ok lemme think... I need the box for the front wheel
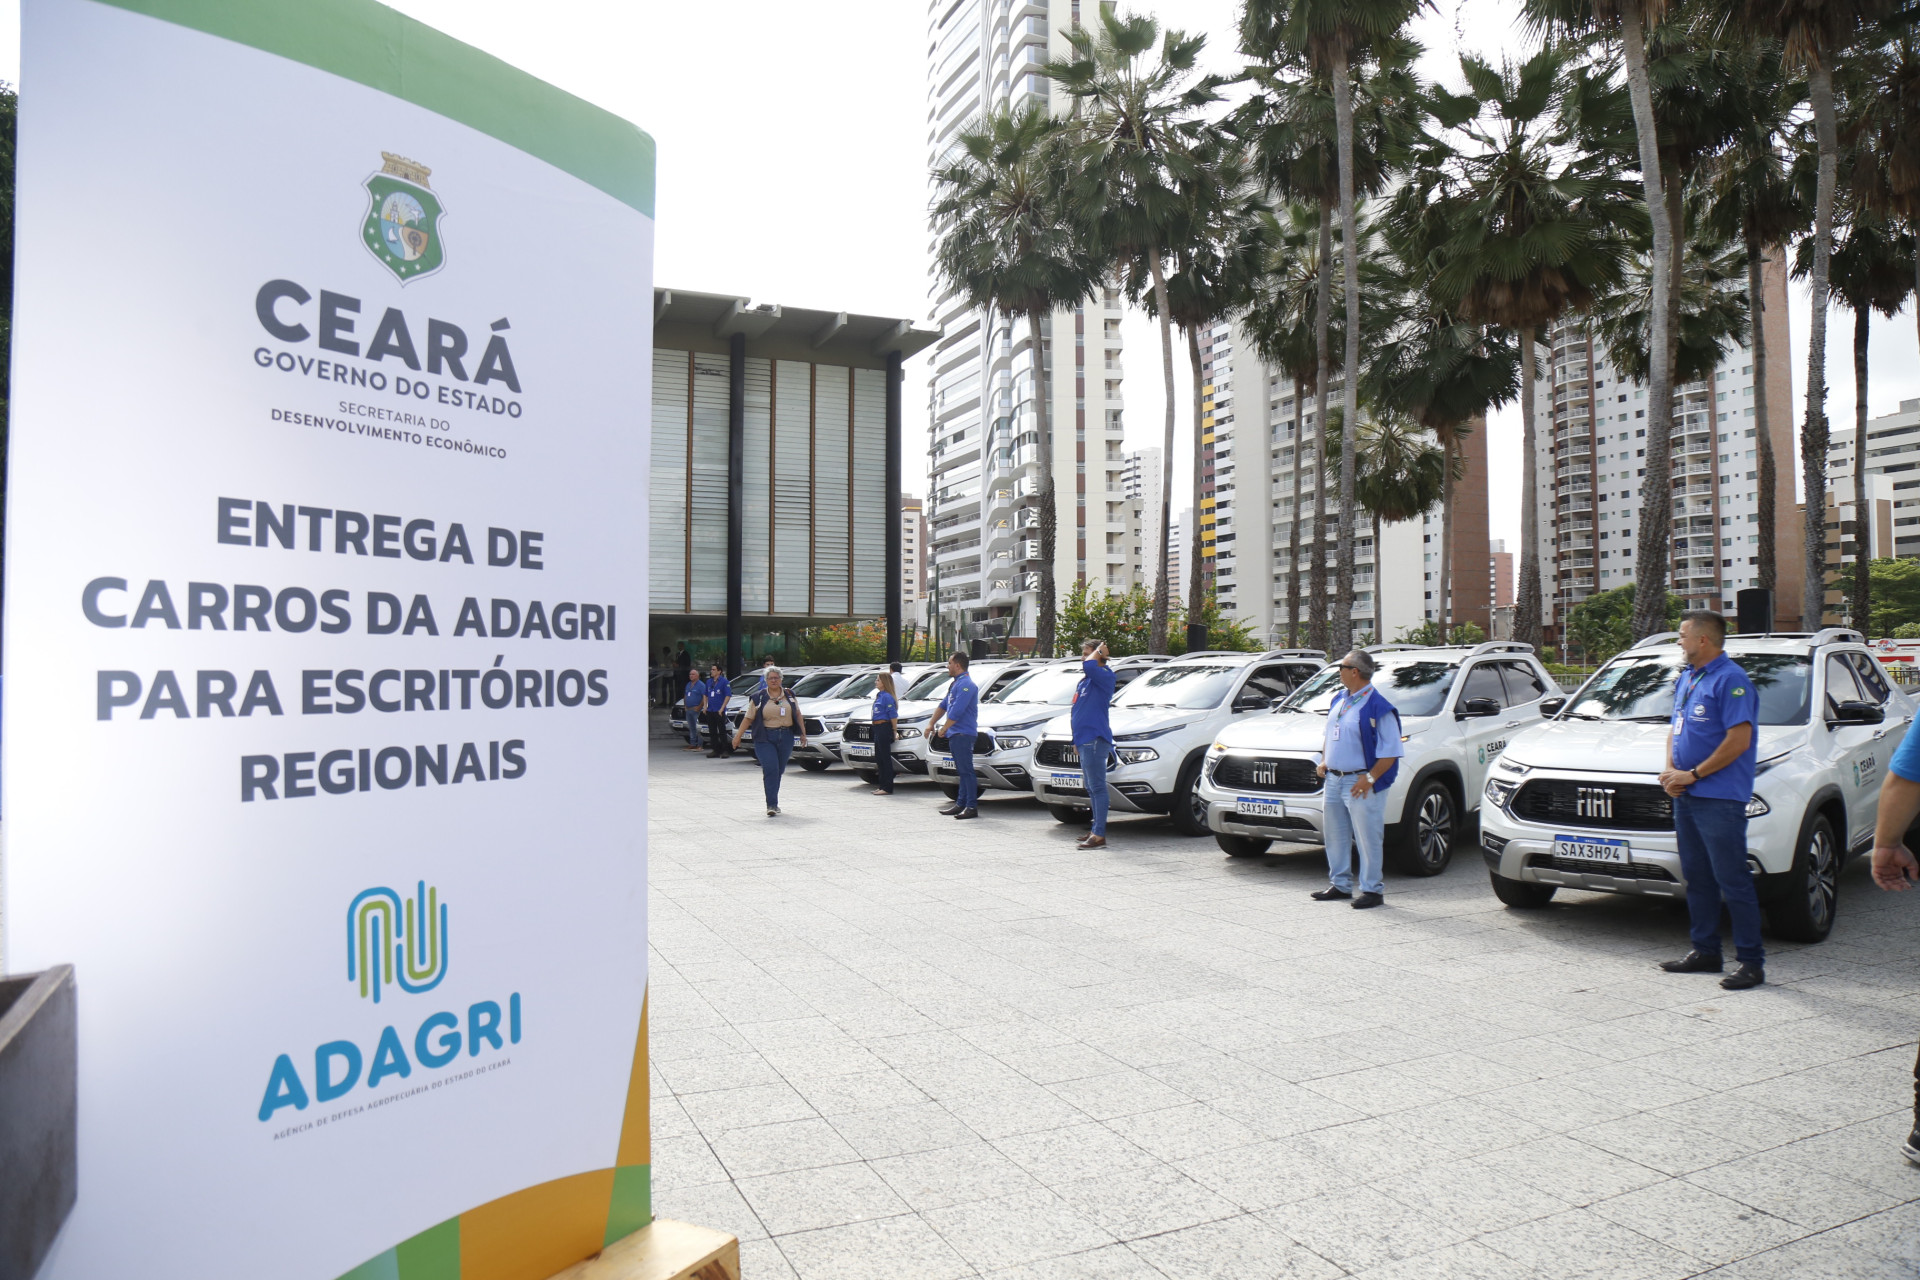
[855,771,878,786]
[939,784,961,801]
[1766,811,1839,943]
[1171,758,1211,837]
[798,759,830,773]
[1389,778,1457,876]
[1489,872,1556,908]
[1217,834,1272,857]
[1049,805,1089,825]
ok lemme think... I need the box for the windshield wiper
[1560,711,1606,721]
[1619,714,1673,722]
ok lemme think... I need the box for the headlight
[1745,795,1770,818]
[1495,758,1532,775]
[1115,747,1160,764]
[824,717,848,731]
[1754,752,1792,777]
[995,735,1032,749]
[1485,777,1518,808]
[897,726,923,739]
[1116,724,1187,742]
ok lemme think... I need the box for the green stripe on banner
[336,1251,400,1280]
[603,1165,652,1247]
[93,0,655,217]
[394,1217,460,1280]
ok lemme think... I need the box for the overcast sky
[5,0,1916,552]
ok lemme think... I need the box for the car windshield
[1113,664,1240,710]
[1564,651,1811,725]
[836,673,880,699]
[1282,657,1461,718]
[989,665,1087,705]
[905,670,953,700]
[791,671,850,697]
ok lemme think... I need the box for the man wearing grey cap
[1313,649,1404,909]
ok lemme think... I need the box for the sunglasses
[1338,663,1361,671]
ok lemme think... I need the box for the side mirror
[1831,700,1885,725]
[1233,693,1272,712]
[1540,697,1567,717]
[1455,696,1501,720]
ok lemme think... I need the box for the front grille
[1035,741,1080,768]
[1211,755,1322,794]
[803,717,825,736]
[931,730,993,754]
[1512,779,1674,832]
[843,722,872,743]
[1525,853,1678,882]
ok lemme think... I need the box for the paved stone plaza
[646,724,1920,1278]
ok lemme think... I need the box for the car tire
[939,784,961,801]
[1217,834,1272,857]
[1389,777,1457,876]
[1171,758,1211,837]
[1049,805,1089,824]
[798,759,830,773]
[1489,872,1556,908]
[855,771,878,786]
[1766,810,1840,943]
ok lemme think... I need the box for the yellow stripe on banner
[615,992,650,1168]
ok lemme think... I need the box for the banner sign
[4,3,654,1277]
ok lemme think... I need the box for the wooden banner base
[545,1219,740,1280]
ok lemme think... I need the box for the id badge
[1331,725,1342,741]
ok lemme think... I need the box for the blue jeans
[754,726,795,808]
[951,733,978,809]
[1674,793,1764,965]
[684,710,702,747]
[1322,775,1388,894]
[1078,737,1112,835]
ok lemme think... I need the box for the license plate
[1236,797,1285,818]
[845,746,873,759]
[935,754,952,764]
[1553,834,1630,865]
[1050,771,1087,793]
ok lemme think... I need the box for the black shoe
[1902,1125,1920,1166]
[1310,887,1352,901]
[939,803,962,816]
[1719,963,1765,990]
[1351,891,1384,909]
[1659,950,1725,974]
[954,808,978,820]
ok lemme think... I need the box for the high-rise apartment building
[1822,396,1919,624]
[901,494,928,609]
[925,0,1130,644]
[1122,447,1164,591]
[1490,538,1514,610]
[1530,255,1799,634]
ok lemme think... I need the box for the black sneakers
[1720,963,1765,991]
[1310,887,1352,901]
[1659,950,1725,974]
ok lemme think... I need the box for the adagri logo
[259,882,519,1126]
[349,881,449,1002]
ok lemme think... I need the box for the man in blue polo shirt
[1658,610,1764,990]
[925,651,981,820]
[1314,649,1404,909]
[681,669,707,751]
[703,663,734,758]
[1072,639,1117,849]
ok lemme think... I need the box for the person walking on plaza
[681,668,707,751]
[1867,703,1920,1163]
[1314,650,1403,909]
[870,670,899,795]
[1072,639,1117,849]
[732,666,807,816]
[925,652,980,819]
[703,662,734,759]
[673,645,693,706]
[1657,611,1765,990]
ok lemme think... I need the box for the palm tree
[1048,10,1224,654]
[1848,31,1920,365]
[1369,197,1521,641]
[931,104,1099,658]
[1594,205,1752,388]
[1244,0,1429,656]
[1703,36,1804,599]
[1526,0,1681,639]
[1730,0,1895,629]
[1797,206,1915,624]
[1417,46,1627,651]
[1343,414,1449,614]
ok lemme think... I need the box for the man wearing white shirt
[1313,649,1405,909]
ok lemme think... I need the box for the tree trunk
[1621,5,1676,641]
[1516,324,1543,653]
[1330,44,1360,658]
[1803,61,1838,631]
[1288,377,1304,646]
[1310,203,1333,652]
[1187,325,1209,640]
[1028,310,1058,658]
[1853,303,1871,629]
[1749,231,1777,595]
[1372,508,1383,641]
[1440,428,1456,642]
[1147,251,1178,654]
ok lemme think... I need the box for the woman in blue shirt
[870,671,899,794]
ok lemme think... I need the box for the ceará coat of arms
[361,152,445,283]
